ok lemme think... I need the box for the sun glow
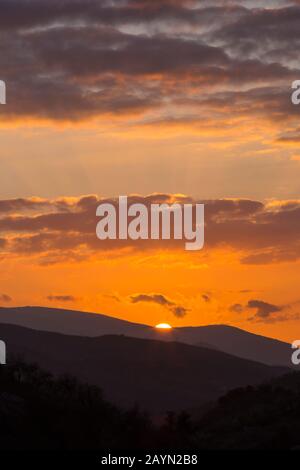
[155,323,172,330]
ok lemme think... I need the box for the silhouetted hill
[1,359,299,450]
[0,323,287,412]
[0,360,152,450]
[0,306,151,337]
[0,306,292,366]
[172,325,292,367]
[192,372,300,450]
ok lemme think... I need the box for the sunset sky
[0,0,300,342]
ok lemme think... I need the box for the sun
[155,323,172,330]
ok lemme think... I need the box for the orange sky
[0,0,300,342]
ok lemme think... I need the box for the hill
[192,371,300,449]
[0,306,292,366]
[0,322,287,412]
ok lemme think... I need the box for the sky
[0,0,300,341]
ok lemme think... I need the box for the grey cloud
[247,299,283,319]
[0,1,299,122]
[131,293,174,307]
[130,293,189,317]
[230,298,292,323]
[0,194,300,265]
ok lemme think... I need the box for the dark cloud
[47,295,78,302]
[0,0,299,123]
[131,293,174,307]
[213,5,300,55]
[0,294,12,303]
[130,293,189,317]
[0,194,299,265]
[230,298,295,323]
[247,299,283,320]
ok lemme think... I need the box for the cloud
[0,294,12,303]
[202,293,211,303]
[247,299,283,320]
[47,295,78,302]
[130,293,189,317]
[230,297,296,323]
[230,303,244,313]
[0,0,299,127]
[0,198,53,214]
[131,293,173,307]
[102,293,121,303]
[0,194,299,266]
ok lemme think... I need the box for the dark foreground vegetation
[0,360,300,450]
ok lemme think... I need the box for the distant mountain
[0,306,292,367]
[0,306,152,337]
[170,325,292,367]
[0,323,287,412]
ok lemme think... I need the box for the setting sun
[155,323,172,330]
